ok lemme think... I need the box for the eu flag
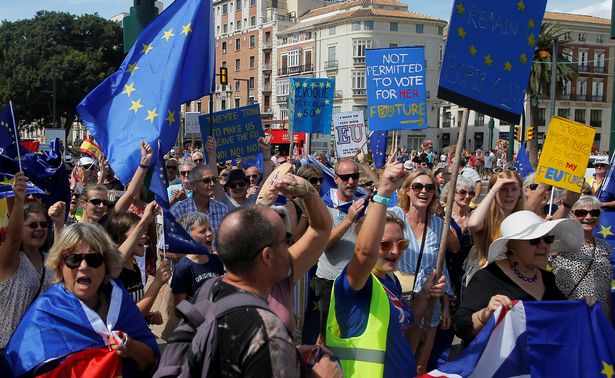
[514,143,534,179]
[369,130,388,169]
[149,145,171,209]
[77,0,215,184]
[160,210,210,255]
[0,104,17,150]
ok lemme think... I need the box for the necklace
[509,259,538,283]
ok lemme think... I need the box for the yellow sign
[536,116,595,192]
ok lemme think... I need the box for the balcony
[590,120,602,127]
[277,95,288,103]
[352,88,366,97]
[578,64,589,72]
[592,95,604,102]
[263,41,272,50]
[334,90,343,99]
[277,64,314,76]
[594,65,606,74]
[560,94,571,100]
[262,83,272,92]
[262,63,271,71]
[353,56,366,65]
[325,60,338,70]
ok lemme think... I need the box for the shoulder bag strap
[28,251,46,308]
[564,243,596,300]
[411,213,430,293]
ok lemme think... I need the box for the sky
[0,0,612,23]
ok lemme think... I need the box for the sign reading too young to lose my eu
[536,116,595,192]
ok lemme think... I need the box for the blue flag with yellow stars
[369,130,388,169]
[0,104,18,150]
[77,0,215,185]
[160,209,210,255]
[514,143,534,179]
[289,78,335,134]
[149,144,171,209]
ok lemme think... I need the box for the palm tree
[527,22,578,166]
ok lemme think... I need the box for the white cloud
[570,0,611,16]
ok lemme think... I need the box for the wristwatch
[371,193,391,206]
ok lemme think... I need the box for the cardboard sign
[535,116,595,192]
[333,111,367,158]
[288,78,335,134]
[198,104,264,161]
[184,112,200,134]
[366,47,427,131]
[438,0,548,124]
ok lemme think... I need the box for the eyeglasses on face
[180,170,192,177]
[573,209,601,218]
[595,164,607,168]
[493,166,517,173]
[166,165,178,170]
[193,159,203,164]
[63,253,105,269]
[81,164,96,171]
[308,177,323,185]
[529,235,555,246]
[226,181,247,189]
[247,174,259,180]
[87,199,110,207]
[456,189,476,197]
[195,176,219,185]
[410,182,436,193]
[25,221,48,229]
[380,239,410,253]
[360,181,374,187]
[336,173,360,182]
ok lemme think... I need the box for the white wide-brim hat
[487,210,583,263]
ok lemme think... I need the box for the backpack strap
[176,276,222,328]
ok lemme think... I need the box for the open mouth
[76,276,92,286]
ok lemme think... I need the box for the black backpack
[153,277,272,378]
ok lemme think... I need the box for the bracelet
[476,309,488,325]
[139,163,150,169]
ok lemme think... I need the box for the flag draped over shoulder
[3,279,159,377]
[160,209,210,255]
[77,0,215,184]
[423,301,615,378]
[513,143,534,179]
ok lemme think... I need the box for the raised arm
[118,201,158,265]
[0,173,26,275]
[259,136,273,181]
[48,201,67,243]
[468,177,517,232]
[345,163,407,291]
[112,141,153,216]
[205,136,227,202]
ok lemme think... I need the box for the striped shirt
[170,197,228,235]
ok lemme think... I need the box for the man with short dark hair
[167,161,194,207]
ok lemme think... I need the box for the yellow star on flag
[469,45,477,56]
[297,112,303,118]
[295,82,300,88]
[141,43,153,54]
[315,108,321,114]
[457,27,467,39]
[326,82,331,88]
[504,61,512,71]
[456,3,465,15]
[181,23,192,36]
[319,82,324,88]
[484,54,493,67]
[127,63,139,74]
[128,98,144,113]
[122,82,136,97]
[519,53,528,64]
[145,107,159,123]
[161,28,175,41]
[324,99,330,105]
[310,82,317,88]
[165,110,176,125]
[598,225,614,239]
[528,18,535,28]
[528,33,536,46]
[517,0,525,11]
[602,361,614,378]
[302,82,308,88]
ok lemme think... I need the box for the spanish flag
[79,137,103,160]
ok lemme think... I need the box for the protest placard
[437,0,548,124]
[198,104,264,161]
[535,116,595,192]
[366,47,427,131]
[288,78,335,134]
[184,112,200,134]
[333,111,367,158]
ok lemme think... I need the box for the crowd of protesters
[0,135,611,377]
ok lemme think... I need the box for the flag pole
[9,101,22,171]
[160,208,167,261]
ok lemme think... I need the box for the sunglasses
[196,176,219,185]
[573,209,601,218]
[247,174,259,180]
[336,173,360,182]
[595,164,607,168]
[529,235,555,245]
[25,221,48,229]
[81,164,96,171]
[457,189,476,197]
[360,181,374,187]
[410,182,436,193]
[528,183,539,191]
[309,177,323,185]
[180,170,191,177]
[166,165,178,170]
[63,253,105,269]
[226,181,247,189]
[380,239,410,253]
[194,159,203,164]
[493,166,517,173]
[87,199,110,207]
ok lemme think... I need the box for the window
[196,101,202,113]
[329,26,336,36]
[287,50,300,68]
[561,80,571,99]
[234,97,240,108]
[575,109,586,124]
[280,108,289,120]
[416,24,424,33]
[594,52,605,73]
[304,49,312,69]
[590,110,603,127]
[474,112,485,126]
[235,38,241,51]
[557,108,570,119]
[234,58,240,71]
[221,99,227,110]
[352,70,366,96]
[352,21,361,31]
[562,32,570,41]
[327,45,336,67]
[216,25,220,35]
[389,43,398,48]
[236,0,242,10]
[248,96,254,105]
[276,78,290,96]
[353,39,372,62]
[597,34,604,43]
[250,16,256,26]
[223,24,228,33]
[438,26,444,35]
[249,56,255,69]
[578,33,586,42]
[578,51,588,71]
[249,35,255,48]
[235,80,241,91]
[364,21,374,30]
[222,3,228,14]
[222,41,227,54]
[577,80,587,97]
[249,77,254,89]
[592,80,604,101]
[236,20,241,30]
[390,22,398,32]
[536,108,546,125]
[250,0,256,6]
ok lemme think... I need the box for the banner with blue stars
[77,0,215,184]
[438,0,547,124]
[288,78,335,134]
[366,47,427,131]
[369,130,388,168]
[0,104,18,150]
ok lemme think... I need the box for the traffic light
[526,126,535,141]
[514,126,522,141]
[219,67,228,86]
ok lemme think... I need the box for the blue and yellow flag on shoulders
[77,0,215,184]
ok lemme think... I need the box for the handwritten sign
[334,111,367,158]
[288,78,334,134]
[198,104,264,161]
[438,0,548,124]
[184,112,200,134]
[366,47,427,131]
[535,116,595,192]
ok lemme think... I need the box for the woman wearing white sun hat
[454,210,585,344]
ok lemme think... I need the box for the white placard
[185,112,200,134]
[333,111,367,158]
